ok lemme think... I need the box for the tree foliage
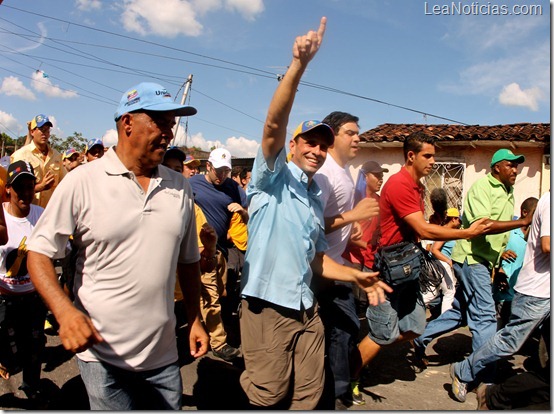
[50,132,87,153]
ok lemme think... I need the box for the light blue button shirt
[240,147,328,311]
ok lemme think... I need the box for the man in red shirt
[351,131,490,382]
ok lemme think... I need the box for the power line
[1,4,471,127]
[2,4,277,77]
[0,120,21,140]
[298,80,469,125]
[0,65,117,106]
[0,49,119,104]
[0,27,277,82]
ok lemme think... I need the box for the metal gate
[422,162,465,220]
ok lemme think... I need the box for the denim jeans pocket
[366,305,396,343]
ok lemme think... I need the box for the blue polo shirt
[493,226,527,303]
[240,148,328,311]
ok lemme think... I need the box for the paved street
[0,319,535,410]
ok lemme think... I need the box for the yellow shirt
[228,212,248,251]
[11,142,66,208]
[0,166,8,203]
[175,204,207,302]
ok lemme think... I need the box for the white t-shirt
[514,192,550,299]
[0,204,44,295]
[28,148,200,371]
[314,154,355,264]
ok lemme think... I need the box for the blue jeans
[455,292,550,383]
[413,288,466,354]
[366,279,426,345]
[414,260,496,355]
[77,359,183,410]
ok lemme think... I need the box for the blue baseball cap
[30,114,53,130]
[85,139,104,153]
[292,120,334,146]
[62,147,79,160]
[114,82,197,121]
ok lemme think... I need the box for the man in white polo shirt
[26,82,208,410]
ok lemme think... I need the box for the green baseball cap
[490,149,525,168]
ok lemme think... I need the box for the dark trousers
[0,292,47,390]
[318,281,360,397]
[486,371,550,409]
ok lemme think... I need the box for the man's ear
[118,113,133,136]
[288,139,296,158]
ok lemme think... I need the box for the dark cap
[361,160,389,174]
[7,161,36,186]
[163,146,186,163]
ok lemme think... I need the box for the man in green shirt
[413,149,534,400]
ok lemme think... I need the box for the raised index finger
[317,16,327,41]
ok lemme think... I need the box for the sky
[0,0,550,157]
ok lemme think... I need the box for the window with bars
[422,162,465,220]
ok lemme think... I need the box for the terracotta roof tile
[360,123,550,143]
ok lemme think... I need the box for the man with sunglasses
[189,148,246,361]
[11,114,66,208]
[26,82,208,410]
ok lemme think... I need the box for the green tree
[0,132,26,156]
[50,132,87,153]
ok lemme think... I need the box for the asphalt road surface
[0,319,537,410]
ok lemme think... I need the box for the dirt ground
[0,317,538,411]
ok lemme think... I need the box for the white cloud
[102,129,118,147]
[498,83,542,111]
[120,0,263,37]
[439,42,549,105]
[102,125,259,157]
[172,129,259,157]
[224,0,264,21]
[452,16,545,52]
[0,77,36,100]
[48,116,64,138]
[191,0,222,16]
[121,0,203,37]
[0,111,22,137]
[224,136,259,157]
[31,71,79,99]
[75,0,102,11]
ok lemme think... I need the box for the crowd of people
[0,16,549,411]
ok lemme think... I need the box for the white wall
[349,145,547,217]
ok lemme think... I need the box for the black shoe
[335,396,350,410]
[19,385,48,409]
[410,341,429,373]
[212,344,240,361]
[411,353,429,373]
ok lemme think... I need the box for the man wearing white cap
[26,82,208,410]
[11,114,66,208]
[189,147,246,361]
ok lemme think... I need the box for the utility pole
[173,74,193,147]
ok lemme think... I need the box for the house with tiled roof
[350,123,550,218]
